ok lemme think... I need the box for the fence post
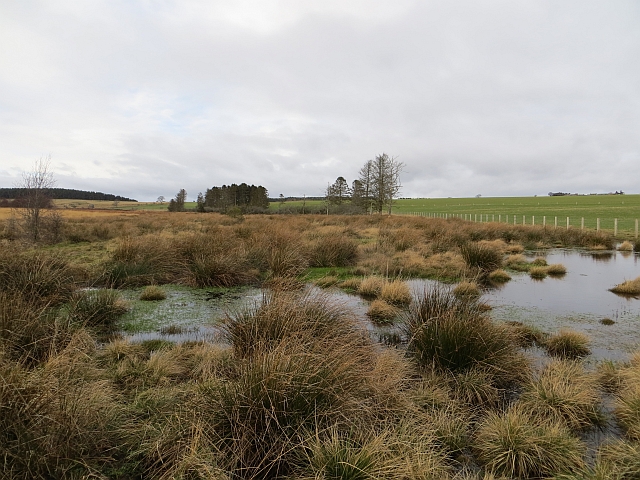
[614,218,618,236]
[492,214,495,222]
[596,218,600,231]
[554,216,558,229]
[636,219,638,239]
[499,214,501,223]
[532,215,535,226]
[514,215,516,225]
[566,217,570,229]
[581,218,584,230]
[522,215,525,225]
[543,216,546,227]
[474,214,477,222]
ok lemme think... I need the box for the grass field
[271,195,640,235]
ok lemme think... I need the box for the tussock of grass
[532,257,548,266]
[404,285,528,387]
[66,289,128,331]
[529,266,548,279]
[594,439,640,479]
[610,276,640,296]
[338,277,362,291]
[614,383,640,441]
[357,276,385,297]
[618,241,634,252]
[488,269,511,283]
[544,329,591,359]
[459,242,503,274]
[380,279,412,306]
[452,280,480,298]
[367,299,399,325]
[310,234,359,267]
[475,405,585,479]
[314,275,339,288]
[140,285,167,301]
[546,263,567,276]
[600,317,615,325]
[520,359,604,430]
[502,321,546,348]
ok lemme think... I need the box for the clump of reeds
[0,248,76,305]
[544,329,591,359]
[488,269,511,283]
[314,275,339,288]
[66,289,128,331]
[310,235,359,267]
[532,257,548,266]
[140,285,167,301]
[529,266,548,279]
[452,281,480,298]
[546,263,567,276]
[618,240,634,252]
[338,277,362,291]
[380,279,412,306]
[404,285,528,387]
[459,242,503,274]
[610,276,640,296]
[474,404,585,479]
[520,359,604,430]
[594,439,640,479]
[502,321,546,348]
[357,276,385,297]
[367,299,399,325]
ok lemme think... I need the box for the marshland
[2,210,640,479]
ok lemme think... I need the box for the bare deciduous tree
[359,153,404,214]
[18,155,56,242]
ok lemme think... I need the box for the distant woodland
[0,188,136,207]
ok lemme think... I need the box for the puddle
[118,285,262,343]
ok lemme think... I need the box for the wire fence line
[402,212,640,238]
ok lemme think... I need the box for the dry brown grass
[452,281,480,298]
[610,276,640,296]
[618,240,634,252]
[358,276,385,297]
[488,269,511,283]
[367,299,400,324]
[380,279,412,306]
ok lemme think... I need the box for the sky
[1,1,639,201]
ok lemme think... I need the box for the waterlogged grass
[118,284,260,333]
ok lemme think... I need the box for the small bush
[544,329,591,359]
[367,299,399,325]
[140,285,167,301]
[475,405,585,478]
[380,279,412,306]
[610,277,640,296]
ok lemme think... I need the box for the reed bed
[610,276,640,296]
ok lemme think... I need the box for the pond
[117,249,640,361]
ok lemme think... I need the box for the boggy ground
[1,211,639,479]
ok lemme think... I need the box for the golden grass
[140,285,167,301]
[546,263,567,276]
[618,240,634,252]
[529,266,548,279]
[544,329,591,359]
[452,280,480,298]
[367,299,400,324]
[380,279,412,306]
[610,276,640,296]
[358,276,385,297]
[488,269,511,283]
[337,277,362,291]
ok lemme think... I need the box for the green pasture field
[271,195,640,234]
[53,199,198,211]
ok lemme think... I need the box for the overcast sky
[1,1,639,201]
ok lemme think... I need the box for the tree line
[0,188,136,203]
[326,153,403,214]
[167,183,269,213]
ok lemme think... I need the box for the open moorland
[2,210,640,479]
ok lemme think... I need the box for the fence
[403,212,640,238]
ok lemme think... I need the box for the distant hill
[0,188,137,202]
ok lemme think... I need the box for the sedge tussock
[610,276,640,296]
[544,329,591,359]
[367,299,400,325]
[529,266,548,279]
[452,281,480,298]
[140,285,167,301]
[474,404,585,479]
[520,359,604,430]
[488,269,511,283]
[357,276,385,297]
[380,279,412,306]
[618,241,634,252]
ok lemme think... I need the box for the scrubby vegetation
[1,210,637,479]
